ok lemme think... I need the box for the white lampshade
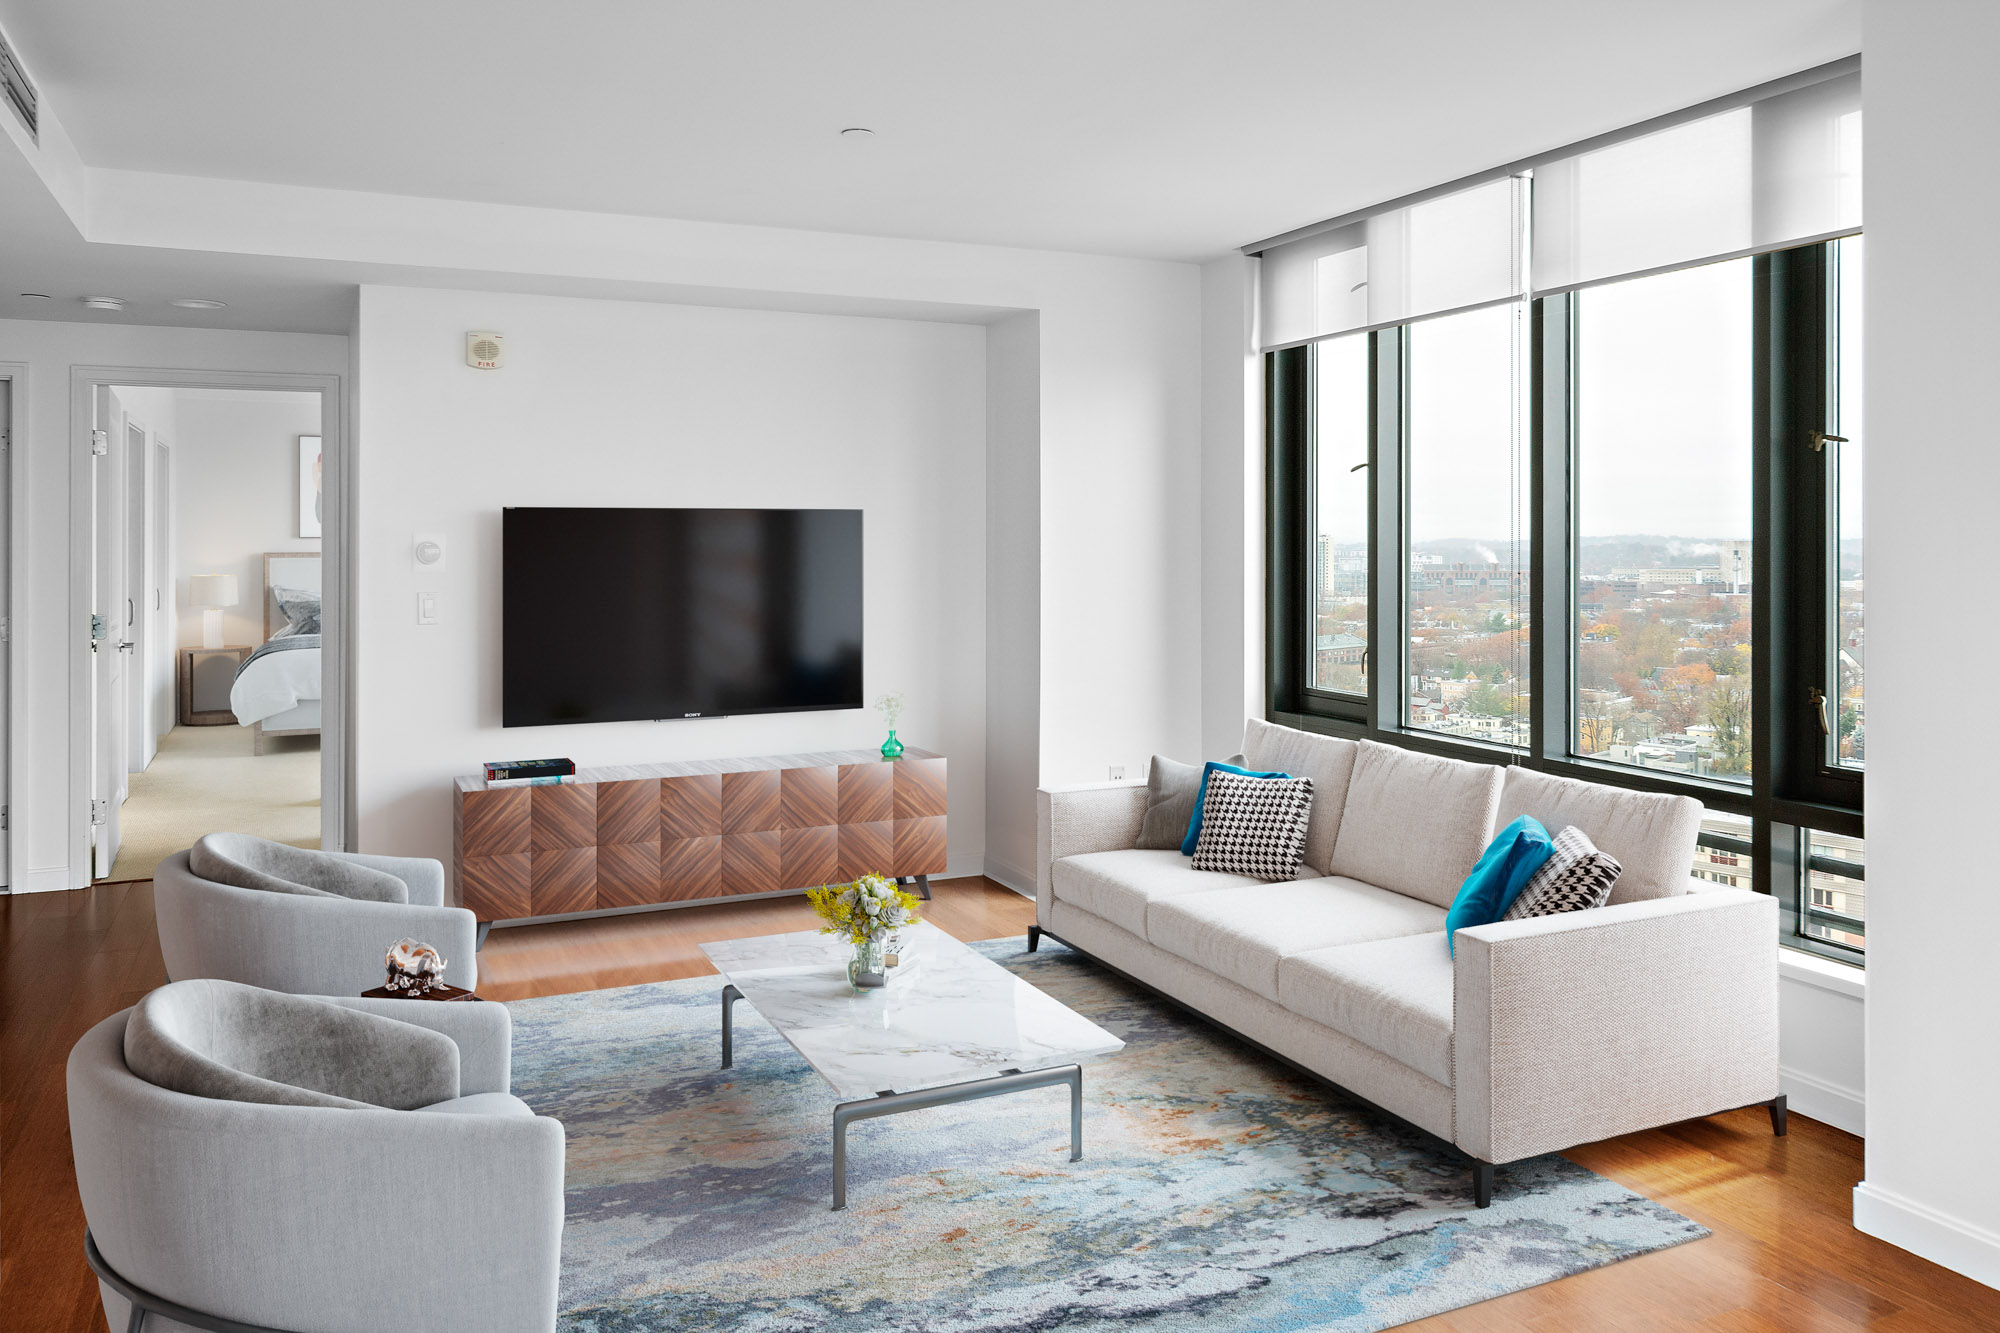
[188,574,239,609]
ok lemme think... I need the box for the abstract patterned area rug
[507,937,1704,1332]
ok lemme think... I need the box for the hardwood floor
[5,876,1996,1332]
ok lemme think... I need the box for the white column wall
[1855,0,2000,1287]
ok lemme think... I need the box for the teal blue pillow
[1180,760,1291,856]
[1446,816,1555,955]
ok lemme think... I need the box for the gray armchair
[155,834,478,994]
[68,979,564,1333]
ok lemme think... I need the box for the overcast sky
[1315,240,1863,550]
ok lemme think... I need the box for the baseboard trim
[1780,1063,1864,1136]
[982,857,1034,898]
[1855,1181,2000,1290]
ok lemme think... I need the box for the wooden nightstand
[180,645,250,725]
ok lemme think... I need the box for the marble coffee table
[700,920,1125,1209]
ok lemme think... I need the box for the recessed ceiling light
[19,292,49,300]
[839,127,875,139]
[81,296,125,311]
[170,298,228,310]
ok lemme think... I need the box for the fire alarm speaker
[466,331,505,370]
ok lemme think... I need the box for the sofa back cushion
[1328,740,1502,908]
[1240,719,1358,875]
[1495,767,1701,904]
[123,978,459,1110]
[192,832,407,904]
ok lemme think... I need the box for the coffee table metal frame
[720,982,1085,1210]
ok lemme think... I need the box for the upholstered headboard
[262,552,322,641]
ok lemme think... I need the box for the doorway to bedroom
[90,385,327,884]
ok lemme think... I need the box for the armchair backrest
[124,979,459,1110]
[191,832,407,903]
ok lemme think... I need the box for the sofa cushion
[1278,933,1455,1086]
[1444,815,1555,956]
[1240,719,1359,875]
[124,978,460,1110]
[1495,767,1701,904]
[1503,825,1623,920]
[1327,741,1503,908]
[192,832,408,905]
[1135,753,1245,851]
[1051,850,1291,940]
[1147,876,1447,1002]
[415,1092,537,1118]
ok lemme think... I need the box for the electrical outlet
[1109,765,1126,782]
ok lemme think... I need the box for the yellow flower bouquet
[805,874,921,989]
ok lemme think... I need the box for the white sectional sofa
[1033,718,1782,1206]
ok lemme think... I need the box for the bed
[230,552,322,755]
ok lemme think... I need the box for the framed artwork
[298,435,323,538]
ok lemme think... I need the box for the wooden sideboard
[453,747,946,942]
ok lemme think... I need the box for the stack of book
[484,758,577,787]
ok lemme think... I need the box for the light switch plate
[417,591,440,626]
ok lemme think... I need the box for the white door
[89,387,131,878]
[152,439,174,751]
[0,377,10,887]
[126,419,154,771]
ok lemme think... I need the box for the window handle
[1349,462,1369,472]
[1808,430,1849,452]
[1808,686,1830,737]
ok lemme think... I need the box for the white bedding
[231,643,322,726]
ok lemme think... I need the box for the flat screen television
[502,507,863,728]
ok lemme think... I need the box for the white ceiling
[0,0,1859,329]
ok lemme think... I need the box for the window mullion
[1529,294,1574,768]
[1368,328,1406,735]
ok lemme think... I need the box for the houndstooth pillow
[1503,824,1623,920]
[1191,770,1315,881]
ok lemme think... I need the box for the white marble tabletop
[700,921,1125,1100]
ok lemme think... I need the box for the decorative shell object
[384,937,448,993]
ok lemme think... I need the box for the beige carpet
[104,724,320,883]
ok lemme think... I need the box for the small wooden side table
[358,983,484,1002]
[180,645,250,725]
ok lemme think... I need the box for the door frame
[67,368,348,884]
[0,363,21,891]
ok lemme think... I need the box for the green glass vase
[880,729,904,760]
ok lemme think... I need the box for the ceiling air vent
[0,25,37,141]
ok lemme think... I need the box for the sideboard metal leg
[720,984,741,1068]
[1473,1161,1495,1209]
[1027,925,1043,953]
[475,921,491,951]
[915,874,932,901]
[1769,1093,1788,1137]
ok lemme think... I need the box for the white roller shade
[1533,70,1860,295]
[1259,176,1525,349]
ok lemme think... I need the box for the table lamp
[188,574,239,650]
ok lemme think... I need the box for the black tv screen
[502,507,863,728]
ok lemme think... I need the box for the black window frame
[1266,237,1864,966]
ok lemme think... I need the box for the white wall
[169,392,322,649]
[1856,0,2000,1288]
[983,311,1040,892]
[1199,255,1264,760]
[1780,954,1865,1136]
[0,319,346,891]
[354,286,989,875]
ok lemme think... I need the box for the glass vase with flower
[805,873,923,990]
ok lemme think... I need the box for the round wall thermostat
[415,540,444,565]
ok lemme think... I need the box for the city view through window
[1299,244,1864,954]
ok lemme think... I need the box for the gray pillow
[270,584,321,635]
[124,979,460,1111]
[1136,753,1244,851]
[191,832,407,904]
